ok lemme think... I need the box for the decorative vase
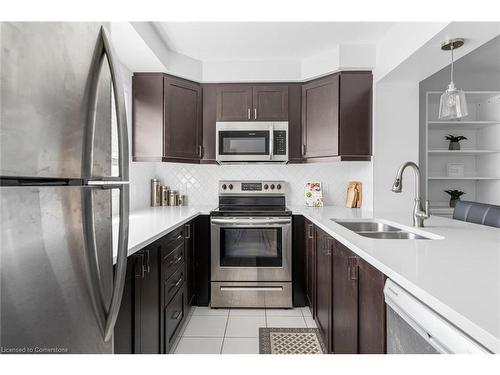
[449,198,459,208]
[449,141,460,150]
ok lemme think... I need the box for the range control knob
[270,184,275,190]
[221,184,227,190]
[264,184,269,190]
[228,184,234,190]
[277,184,282,190]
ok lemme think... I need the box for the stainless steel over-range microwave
[216,122,288,163]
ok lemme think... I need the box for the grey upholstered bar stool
[452,201,500,228]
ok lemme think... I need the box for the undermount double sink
[332,220,435,240]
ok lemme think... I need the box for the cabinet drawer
[163,226,184,248]
[165,266,185,305]
[163,242,185,280]
[165,287,185,351]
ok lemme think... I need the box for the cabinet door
[302,74,339,158]
[164,76,202,161]
[358,257,386,354]
[184,221,195,311]
[132,74,164,161]
[339,72,372,157]
[201,85,217,163]
[134,245,161,354]
[216,85,253,121]
[252,85,288,121]
[315,228,332,352]
[304,219,316,314]
[194,215,211,306]
[332,240,359,354]
[287,84,303,163]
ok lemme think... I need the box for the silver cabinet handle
[82,26,130,342]
[171,310,182,320]
[247,108,251,120]
[254,108,257,119]
[168,275,184,294]
[185,223,191,239]
[308,224,314,239]
[198,145,203,158]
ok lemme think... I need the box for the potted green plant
[445,135,467,150]
[444,189,465,207]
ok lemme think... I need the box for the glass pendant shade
[439,82,468,120]
[439,38,468,120]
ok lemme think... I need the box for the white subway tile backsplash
[144,161,373,210]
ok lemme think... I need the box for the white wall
[203,59,301,83]
[373,82,420,213]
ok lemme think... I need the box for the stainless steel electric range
[210,180,293,308]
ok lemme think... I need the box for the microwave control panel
[273,130,287,156]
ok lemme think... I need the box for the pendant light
[439,38,468,120]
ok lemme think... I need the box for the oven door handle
[211,218,291,225]
[220,286,284,292]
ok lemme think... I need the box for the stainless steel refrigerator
[0,22,129,353]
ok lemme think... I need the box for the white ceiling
[156,22,394,61]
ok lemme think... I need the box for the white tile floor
[173,306,316,354]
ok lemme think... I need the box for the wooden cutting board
[346,181,362,208]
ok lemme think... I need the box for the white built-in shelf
[425,91,500,210]
[427,120,500,130]
[428,176,500,180]
[428,149,500,155]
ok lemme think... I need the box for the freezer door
[0,185,118,353]
[0,22,112,179]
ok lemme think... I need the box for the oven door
[211,216,292,282]
[216,122,272,162]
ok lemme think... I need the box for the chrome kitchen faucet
[392,161,430,227]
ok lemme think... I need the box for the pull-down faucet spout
[392,161,430,227]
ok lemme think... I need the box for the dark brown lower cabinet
[114,220,199,354]
[332,240,358,354]
[193,215,211,306]
[315,227,333,352]
[358,256,387,354]
[304,219,316,314]
[114,241,161,354]
[308,222,386,354]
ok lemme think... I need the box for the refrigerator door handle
[81,25,130,342]
[82,25,130,182]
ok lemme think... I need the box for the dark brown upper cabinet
[252,85,288,121]
[216,85,253,121]
[201,84,217,163]
[164,76,202,161]
[132,73,202,163]
[302,71,372,161]
[216,84,288,121]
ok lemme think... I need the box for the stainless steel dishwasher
[384,279,490,354]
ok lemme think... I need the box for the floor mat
[259,328,326,354]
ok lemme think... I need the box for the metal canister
[169,190,178,206]
[150,179,161,207]
[161,186,170,206]
[178,194,186,206]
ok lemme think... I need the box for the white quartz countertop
[114,205,500,353]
